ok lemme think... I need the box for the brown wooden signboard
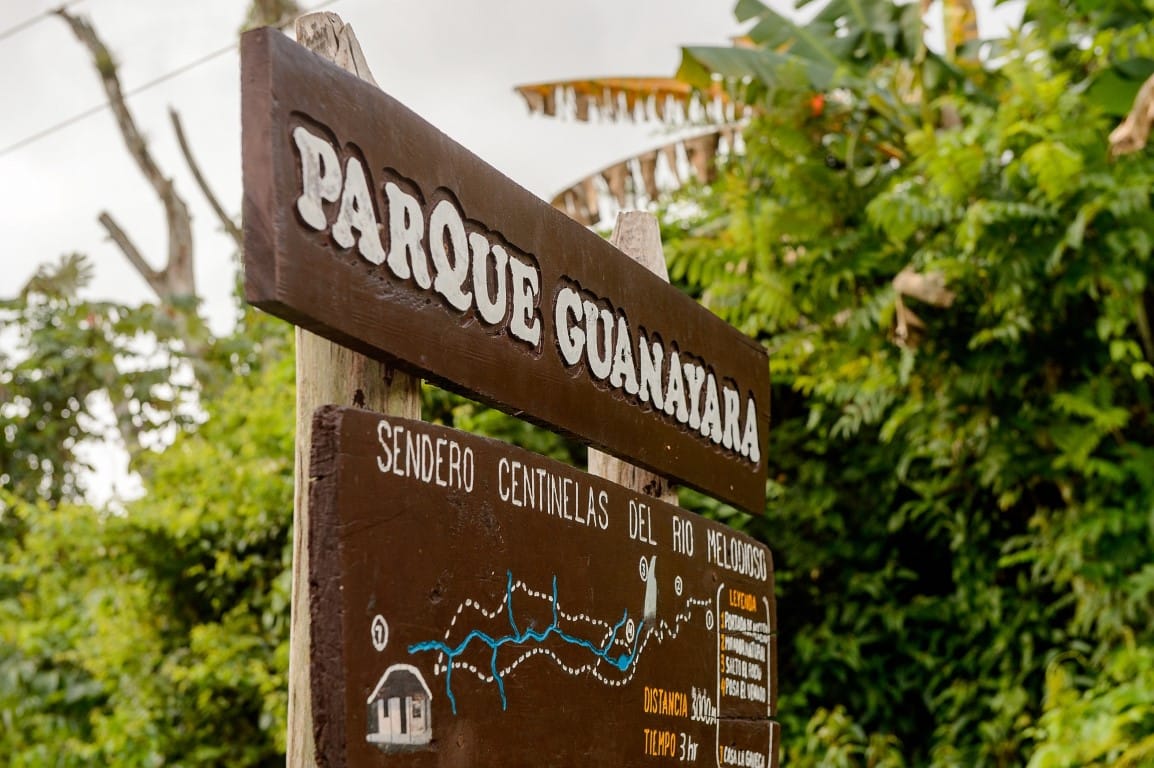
[241,28,770,513]
[309,406,778,768]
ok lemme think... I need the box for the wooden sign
[241,28,770,513]
[309,406,778,768]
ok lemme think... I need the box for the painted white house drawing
[366,664,433,749]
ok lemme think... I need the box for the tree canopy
[659,0,1154,763]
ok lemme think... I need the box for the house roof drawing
[367,664,433,704]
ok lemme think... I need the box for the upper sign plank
[240,28,770,513]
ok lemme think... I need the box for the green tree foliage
[0,267,571,765]
[663,0,1154,764]
[0,255,212,765]
[0,308,295,765]
[0,255,195,510]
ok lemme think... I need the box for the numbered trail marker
[241,28,771,513]
[309,406,779,768]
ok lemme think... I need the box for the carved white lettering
[292,125,342,230]
[664,350,688,424]
[555,286,585,365]
[682,362,705,430]
[700,373,723,443]
[609,314,639,395]
[470,233,508,325]
[332,156,386,265]
[722,386,741,450]
[384,181,429,286]
[429,199,472,311]
[741,396,761,463]
[582,300,614,381]
[508,255,542,347]
[637,332,664,409]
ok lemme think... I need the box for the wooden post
[588,210,678,507]
[287,13,421,768]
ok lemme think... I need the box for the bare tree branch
[56,8,195,302]
[893,267,956,308]
[97,212,165,296]
[891,268,956,348]
[1110,72,1154,157]
[169,108,242,249]
[1136,295,1154,362]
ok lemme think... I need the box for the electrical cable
[0,1,87,44]
[0,0,340,160]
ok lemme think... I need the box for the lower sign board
[309,406,779,768]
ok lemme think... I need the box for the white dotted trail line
[435,583,713,688]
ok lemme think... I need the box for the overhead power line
[0,41,236,159]
[0,1,87,44]
[0,0,340,160]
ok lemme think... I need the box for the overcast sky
[1,0,750,334]
[0,0,1023,329]
[1,0,1021,504]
